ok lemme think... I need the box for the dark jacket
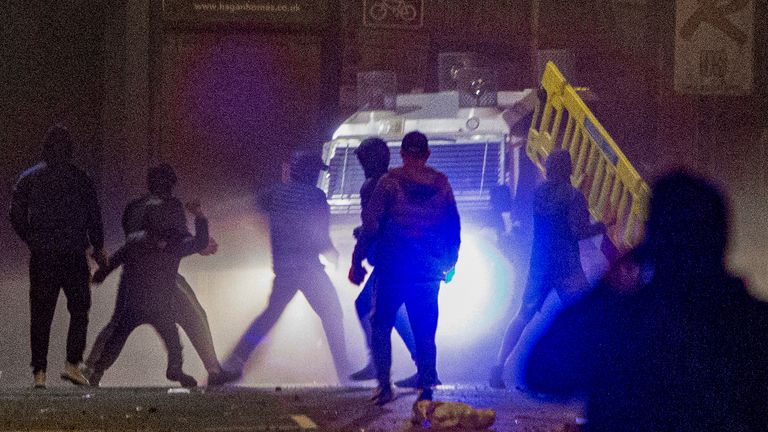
[259,181,334,271]
[98,215,208,314]
[10,162,104,253]
[525,268,768,432]
[527,180,600,297]
[354,166,461,282]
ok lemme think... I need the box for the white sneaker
[60,362,90,386]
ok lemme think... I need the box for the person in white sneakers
[9,125,107,388]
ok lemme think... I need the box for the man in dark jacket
[223,151,350,382]
[85,164,236,386]
[9,125,106,388]
[348,137,419,387]
[524,171,768,432]
[489,149,604,389]
[349,131,461,405]
[87,198,210,386]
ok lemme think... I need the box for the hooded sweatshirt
[354,165,460,282]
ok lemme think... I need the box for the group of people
[9,126,460,406]
[13,123,768,426]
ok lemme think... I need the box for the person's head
[545,149,572,183]
[289,150,328,185]
[42,124,74,165]
[400,131,430,166]
[355,137,390,178]
[644,171,729,276]
[147,163,178,197]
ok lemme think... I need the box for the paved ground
[0,385,584,431]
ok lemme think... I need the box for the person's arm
[84,176,107,266]
[349,176,394,284]
[9,177,31,243]
[441,180,461,272]
[92,244,129,283]
[316,192,338,265]
[177,200,210,257]
[569,191,605,240]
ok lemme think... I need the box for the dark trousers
[91,308,182,374]
[86,274,217,373]
[354,270,417,361]
[371,276,440,389]
[228,263,349,380]
[29,251,91,372]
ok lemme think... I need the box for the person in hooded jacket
[9,124,107,388]
[489,149,605,389]
[349,131,461,405]
[86,198,210,386]
[348,137,421,388]
[523,171,768,432]
[84,164,237,387]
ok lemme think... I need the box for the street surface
[0,385,583,431]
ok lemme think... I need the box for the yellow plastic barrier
[527,61,650,250]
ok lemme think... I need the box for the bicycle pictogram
[368,0,418,22]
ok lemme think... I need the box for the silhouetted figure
[87,199,210,386]
[9,125,106,388]
[490,150,604,389]
[350,131,461,405]
[85,164,237,386]
[524,171,768,432]
[348,137,420,387]
[223,151,350,382]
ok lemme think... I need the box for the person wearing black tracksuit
[350,131,461,405]
[348,137,420,387]
[9,125,107,388]
[87,198,210,386]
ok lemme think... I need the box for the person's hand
[92,248,108,268]
[185,199,204,218]
[348,264,368,286]
[92,267,109,284]
[199,237,219,256]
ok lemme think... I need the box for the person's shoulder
[16,162,47,183]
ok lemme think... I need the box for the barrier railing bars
[526,61,650,251]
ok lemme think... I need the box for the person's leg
[60,253,91,366]
[85,281,129,369]
[149,313,197,388]
[393,305,417,360]
[28,252,62,376]
[301,266,350,382]
[403,281,441,392]
[223,274,297,373]
[370,275,403,400]
[174,274,221,373]
[89,315,141,385]
[491,277,546,389]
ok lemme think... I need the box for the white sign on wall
[674,0,754,95]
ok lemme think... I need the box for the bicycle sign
[363,0,423,29]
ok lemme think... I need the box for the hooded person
[86,196,211,387]
[523,171,768,432]
[85,164,237,386]
[348,138,421,387]
[9,124,107,388]
[489,149,605,389]
[223,150,351,383]
[349,131,461,405]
